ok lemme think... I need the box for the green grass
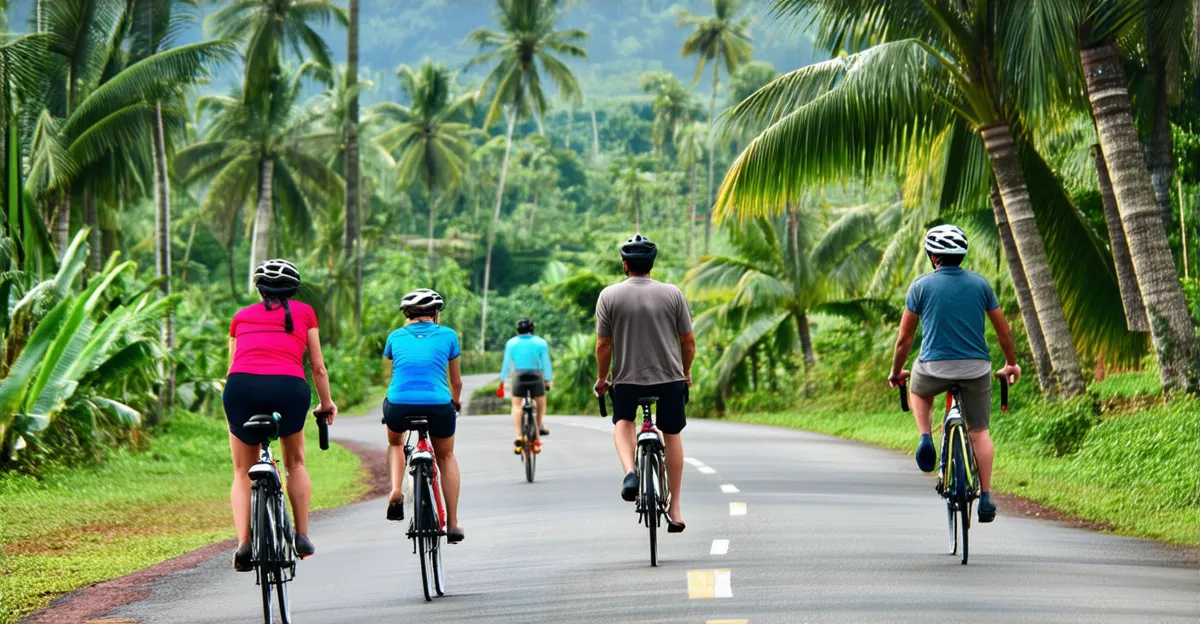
[473,379,502,400]
[0,413,366,623]
[727,396,1200,545]
[1090,369,1162,400]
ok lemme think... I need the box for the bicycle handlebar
[898,383,910,412]
[314,409,331,450]
[596,392,608,418]
[1000,377,1010,412]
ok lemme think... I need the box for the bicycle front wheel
[523,407,537,483]
[640,451,659,567]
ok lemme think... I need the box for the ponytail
[258,286,298,333]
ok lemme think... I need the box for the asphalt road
[107,375,1199,623]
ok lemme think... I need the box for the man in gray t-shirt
[594,234,695,533]
[888,225,1021,524]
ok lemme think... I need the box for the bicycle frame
[405,426,446,534]
[937,386,980,503]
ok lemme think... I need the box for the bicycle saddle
[244,413,280,440]
[637,397,659,406]
[406,417,430,427]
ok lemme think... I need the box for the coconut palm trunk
[427,186,438,271]
[687,162,698,259]
[152,102,174,413]
[1081,41,1197,391]
[980,124,1086,397]
[479,108,517,353]
[249,157,274,290]
[56,192,69,257]
[705,63,717,254]
[990,188,1056,396]
[1093,145,1149,331]
[85,191,100,271]
[344,0,362,326]
[797,312,815,397]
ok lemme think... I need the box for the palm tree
[639,71,699,156]
[677,0,753,254]
[676,121,706,260]
[375,61,477,271]
[686,211,885,400]
[514,135,559,233]
[345,0,362,326]
[465,0,589,353]
[716,0,1097,397]
[174,70,343,290]
[0,32,53,269]
[611,156,651,231]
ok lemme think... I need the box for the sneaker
[539,427,550,436]
[978,492,997,523]
[532,439,542,454]
[294,533,315,559]
[620,470,638,502]
[233,542,253,572]
[513,438,524,455]
[916,434,936,473]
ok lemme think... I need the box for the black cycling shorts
[382,399,457,439]
[511,370,546,398]
[611,381,688,435]
[223,373,311,445]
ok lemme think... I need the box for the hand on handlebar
[593,378,611,397]
[316,403,338,425]
[996,364,1021,385]
[887,370,910,389]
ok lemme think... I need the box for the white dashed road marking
[710,539,730,555]
[720,484,739,493]
[684,457,705,467]
[698,466,717,474]
[729,502,747,516]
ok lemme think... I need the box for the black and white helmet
[400,288,444,312]
[924,225,968,256]
[254,259,301,288]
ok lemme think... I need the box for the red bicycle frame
[416,437,447,531]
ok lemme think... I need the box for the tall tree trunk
[1146,8,1175,226]
[980,124,1087,397]
[797,312,815,397]
[85,191,100,272]
[705,63,718,255]
[152,103,174,415]
[427,186,438,271]
[479,109,517,353]
[1082,41,1197,392]
[687,162,698,260]
[249,158,274,291]
[1094,145,1149,331]
[56,192,69,257]
[226,241,241,303]
[344,0,362,327]
[591,106,600,159]
[990,187,1057,396]
[180,222,196,282]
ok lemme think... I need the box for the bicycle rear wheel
[260,570,274,624]
[274,567,292,624]
[640,450,659,567]
[952,429,971,565]
[426,478,445,596]
[946,501,957,555]
[523,405,536,483]
[413,468,435,602]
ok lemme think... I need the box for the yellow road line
[687,569,733,599]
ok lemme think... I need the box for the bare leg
[614,419,636,473]
[664,433,684,523]
[534,395,547,431]
[910,393,935,434]
[387,427,407,505]
[969,429,994,491]
[432,436,461,529]
[279,430,312,536]
[229,433,260,546]
[510,397,523,438]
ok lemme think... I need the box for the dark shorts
[223,373,311,445]
[382,399,457,439]
[611,381,688,435]
[511,370,546,398]
[910,371,992,430]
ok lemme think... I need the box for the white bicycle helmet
[400,288,445,312]
[254,259,301,288]
[924,225,968,256]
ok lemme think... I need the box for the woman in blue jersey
[500,317,553,454]
[381,289,465,543]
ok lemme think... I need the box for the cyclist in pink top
[224,259,338,571]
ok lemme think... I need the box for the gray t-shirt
[905,266,1000,362]
[596,277,693,386]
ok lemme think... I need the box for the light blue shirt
[500,334,553,382]
[383,322,461,405]
[905,266,1000,362]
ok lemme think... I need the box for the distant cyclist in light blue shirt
[500,317,553,454]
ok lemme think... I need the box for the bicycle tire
[952,429,971,565]
[275,567,292,624]
[641,450,659,567]
[260,568,274,624]
[427,477,445,596]
[523,404,536,483]
[946,501,957,555]
[414,467,434,602]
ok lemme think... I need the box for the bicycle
[520,389,538,482]
[241,411,329,623]
[598,393,668,567]
[403,414,447,601]
[899,378,1008,565]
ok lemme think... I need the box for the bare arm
[594,336,613,394]
[679,332,696,385]
[888,310,920,387]
[228,337,236,367]
[448,358,463,406]
[988,308,1022,383]
[307,328,337,422]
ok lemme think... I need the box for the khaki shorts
[910,371,992,431]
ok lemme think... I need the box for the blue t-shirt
[500,334,553,381]
[905,266,1000,362]
[383,322,461,405]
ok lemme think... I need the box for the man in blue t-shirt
[887,225,1021,523]
[499,317,554,454]
[380,288,465,544]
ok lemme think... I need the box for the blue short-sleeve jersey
[905,266,1000,362]
[382,322,461,405]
